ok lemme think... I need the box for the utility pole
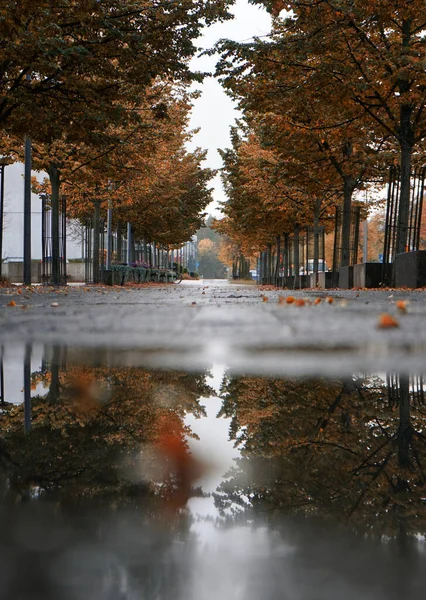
[23,137,32,285]
[106,204,113,270]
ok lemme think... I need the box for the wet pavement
[1,279,426,374]
[1,280,426,598]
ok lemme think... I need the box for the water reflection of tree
[216,373,426,541]
[0,350,212,598]
[0,354,212,518]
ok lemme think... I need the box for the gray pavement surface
[1,279,426,375]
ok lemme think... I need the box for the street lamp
[0,156,13,278]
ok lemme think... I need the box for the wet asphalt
[0,279,425,376]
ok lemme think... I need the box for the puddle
[0,345,426,598]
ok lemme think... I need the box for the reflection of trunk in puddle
[24,344,31,433]
[0,347,4,406]
[398,375,412,468]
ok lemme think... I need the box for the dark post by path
[93,200,101,284]
[23,137,32,285]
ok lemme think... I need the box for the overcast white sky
[187,0,271,217]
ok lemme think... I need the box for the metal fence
[383,165,426,265]
[41,194,67,284]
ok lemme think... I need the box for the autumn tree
[0,0,234,136]
[60,91,215,251]
[243,0,426,257]
[215,4,394,267]
[0,0,234,281]
[216,121,339,280]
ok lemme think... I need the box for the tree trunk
[313,210,320,275]
[340,176,354,267]
[48,164,61,285]
[294,225,300,287]
[283,233,289,284]
[116,221,122,262]
[396,132,413,255]
[396,20,415,256]
[275,235,281,286]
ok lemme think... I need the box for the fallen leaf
[278,296,286,304]
[295,298,305,307]
[326,297,334,304]
[262,296,268,302]
[314,298,321,305]
[191,301,197,305]
[7,300,16,307]
[378,314,399,329]
[51,302,59,307]
[286,296,295,304]
[396,300,407,313]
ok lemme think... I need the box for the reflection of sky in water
[1,343,47,404]
[185,363,241,534]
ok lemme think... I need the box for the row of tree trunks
[259,224,330,287]
[232,254,250,280]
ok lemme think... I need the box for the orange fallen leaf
[378,314,399,329]
[396,300,407,313]
[278,296,286,304]
[314,298,321,305]
[16,288,22,295]
[326,297,334,304]
[7,300,16,307]
[295,298,305,307]
[286,296,295,304]
[262,296,268,302]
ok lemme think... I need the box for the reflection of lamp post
[0,156,12,278]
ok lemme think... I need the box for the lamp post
[23,136,32,285]
[0,157,14,278]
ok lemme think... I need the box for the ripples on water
[0,344,425,599]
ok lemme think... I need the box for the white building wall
[2,162,82,260]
